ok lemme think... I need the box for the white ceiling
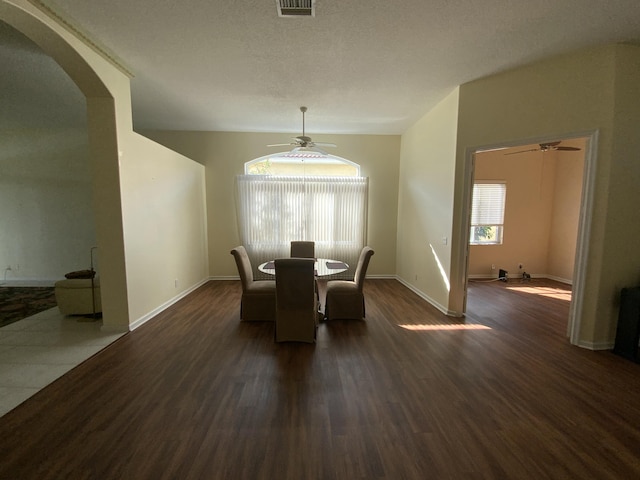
[5,1,640,135]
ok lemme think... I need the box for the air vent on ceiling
[277,0,315,17]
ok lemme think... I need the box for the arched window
[245,152,360,176]
[237,152,368,276]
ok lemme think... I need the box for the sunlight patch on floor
[506,285,572,302]
[399,323,491,331]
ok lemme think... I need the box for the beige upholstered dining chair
[324,246,374,320]
[290,241,315,258]
[230,246,276,321]
[274,258,318,343]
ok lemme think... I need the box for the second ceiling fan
[505,141,581,156]
[268,106,336,154]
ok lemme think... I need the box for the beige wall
[0,127,96,282]
[470,150,555,279]
[547,145,585,281]
[1,1,209,330]
[451,44,640,348]
[119,134,208,325]
[468,141,584,282]
[595,44,640,343]
[140,131,400,278]
[396,88,459,313]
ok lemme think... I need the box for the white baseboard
[468,275,503,282]
[468,273,572,285]
[395,276,457,316]
[576,340,614,351]
[128,278,209,331]
[544,274,573,285]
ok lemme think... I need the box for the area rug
[0,287,57,328]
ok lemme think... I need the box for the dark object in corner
[498,269,508,282]
[613,287,640,363]
[65,269,95,279]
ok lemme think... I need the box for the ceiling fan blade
[555,146,581,151]
[504,148,539,155]
[268,107,339,151]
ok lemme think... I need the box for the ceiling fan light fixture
[539,141,559,152]
[276,0,315,17]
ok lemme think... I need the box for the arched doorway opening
[0,1,129,331]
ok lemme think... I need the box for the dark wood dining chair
[274,258,318,343]
[230,246,276,321]
[324,246,374,320]
[290,241,315,258]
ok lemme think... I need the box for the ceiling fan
[505,141,581,156]
[267,106,336,155]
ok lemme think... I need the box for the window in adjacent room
[470,182,506,245]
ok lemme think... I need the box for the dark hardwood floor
[1,278,639,479]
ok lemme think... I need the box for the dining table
[258,258,349,277]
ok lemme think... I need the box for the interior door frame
[459,130,598,345]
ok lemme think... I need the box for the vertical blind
[470,182,506,226]
[236,175,369,275]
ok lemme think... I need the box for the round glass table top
[258,258,349,277]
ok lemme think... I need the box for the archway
[0,1,129,330]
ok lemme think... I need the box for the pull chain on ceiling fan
[267,106,337,155]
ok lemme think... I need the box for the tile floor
[0,307,125,416]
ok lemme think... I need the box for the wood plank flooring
[1,278,639,479]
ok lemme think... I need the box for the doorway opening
[462,134,595,345]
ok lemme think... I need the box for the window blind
[235,175,368,277]
[471,183,506,226]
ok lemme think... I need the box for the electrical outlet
[518,263,523,269]
[491,264,496,270]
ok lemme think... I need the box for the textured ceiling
[5,1,640,135]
